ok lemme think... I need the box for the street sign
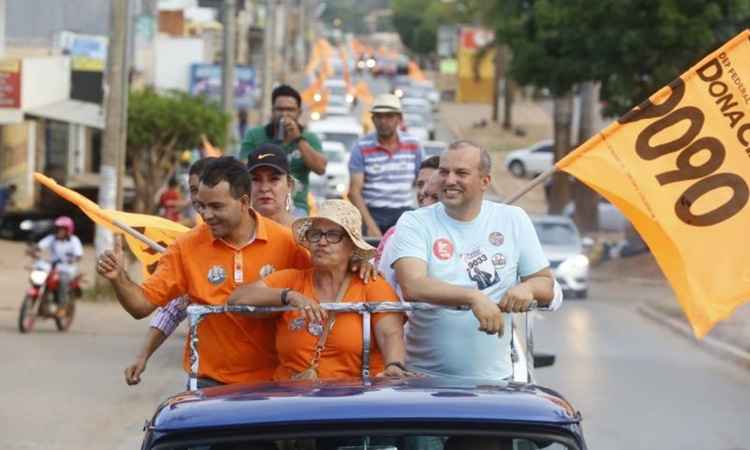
[0,59,21,108]
[189,63,258,108]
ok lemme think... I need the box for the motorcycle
[18,257,82,333]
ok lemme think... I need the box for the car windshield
[403,105,430,117]
[424,145,446,157]
[324,150,345,163]
[161,431,578,450]
[328,96,348,107]
[534,222,579,246]
[327,85,347,96]
[317,132,358,151]
[404,115,424,127]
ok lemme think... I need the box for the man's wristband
[385,361,407,371]
[280,288,292,306]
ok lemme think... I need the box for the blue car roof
[149,378,581,433]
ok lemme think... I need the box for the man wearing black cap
[240,85,327,217]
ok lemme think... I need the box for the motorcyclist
[34,216,83,316]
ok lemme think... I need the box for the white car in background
[402,97,435,139]
[402,113,429,142]
[532,215,589,299]
[504,139,554,178]
[308,115,363,152]
[422,140,447,160]
[324,78,354,106]
[309,141,349,200]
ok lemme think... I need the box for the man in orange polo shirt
[97,157,310,387]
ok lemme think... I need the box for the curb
[638,302,750,370]
[589,274,666,286]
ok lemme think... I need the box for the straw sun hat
[292,200,375,260]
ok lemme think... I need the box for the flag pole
[110,218,167,253]
[503,166,558,205]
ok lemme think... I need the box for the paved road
[534,278,750,450]
[0,298,185,450]
[3,79,749,450]
[0,241,185,450]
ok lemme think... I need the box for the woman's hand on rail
[288,291,327,323]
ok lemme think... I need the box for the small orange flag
[201,134,223,157]
[557,30,750,337]
[408,61,426,81]
[34,173,189,277]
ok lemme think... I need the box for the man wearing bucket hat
[348,94,424,239]
[229,199,413,380]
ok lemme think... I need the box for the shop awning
[25,99,104,129]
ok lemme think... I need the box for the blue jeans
[368,206,411,235]
[185,376,223,390]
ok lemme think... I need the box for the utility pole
[261,0,275,122]
[117,0,133,209]
[573,81,599,232]
[96,0,130,258]
[222,0,237,151]
[277,0,288,82]
[297,0,306,72]
[0,0,6,57]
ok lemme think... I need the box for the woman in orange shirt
[229,200,411,380]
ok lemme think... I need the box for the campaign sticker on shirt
[461,248,500,290]
[207,265,227,285]
[307,322,324,336]
[432,238,455,260]
[290,317,305,331]
[489,232,504,246]
[492,253,506,269]
[259,264,276,278]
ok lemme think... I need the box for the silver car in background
[532,215,590,299]
[309,141,350,200]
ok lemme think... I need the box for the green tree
[473,0,750,221]
[127,89,230,213]
[392,0,468,56]
[591,0,750,116]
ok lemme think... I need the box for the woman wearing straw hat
[229,199,413,380]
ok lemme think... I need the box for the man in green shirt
[240,85,327,216]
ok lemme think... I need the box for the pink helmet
[54,216,74,234]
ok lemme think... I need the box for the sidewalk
[595,253,750,369]
[441,99,750,369]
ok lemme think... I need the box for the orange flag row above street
[557,30,750,337]
[34,173,189,278]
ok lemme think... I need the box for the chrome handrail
[186,302,546,391]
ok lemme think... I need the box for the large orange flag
[34,173,189,277]
[557,30,750,337]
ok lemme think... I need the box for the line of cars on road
[304,70,444,203]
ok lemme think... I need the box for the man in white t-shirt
[389,141,559,380]
[36,216,83,314]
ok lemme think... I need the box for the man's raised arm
[97,237,158,319]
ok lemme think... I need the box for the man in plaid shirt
[124,159,210,386]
